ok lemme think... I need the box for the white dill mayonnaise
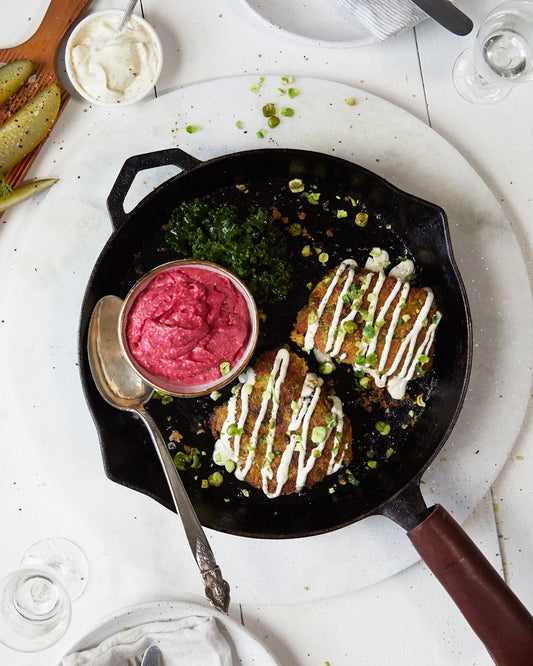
[66,11,162,105]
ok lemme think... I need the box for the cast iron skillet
[79,148,533,663]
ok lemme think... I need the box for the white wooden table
[1,1,532,664]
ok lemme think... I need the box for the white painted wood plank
[240,492,501,666]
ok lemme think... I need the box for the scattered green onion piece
[256,129,267,139]
[288,87,299,98]
[318,252,329,264]
[219,361,231,376]
[224,460,236,473]
[311,426,327,444]
[355,212,368,227]
[359,376,370,388]
[375,421,391,436]
[208,471,224,487]
[186,125,200,134]
[307,192,320,205]
[280,107,294,117]
[288,222,302,236]
[262,103,276,117]
[418,354,430,364]
[281,75,293,85]
[268,116,280,128]
[210,391,222,401]
[289,178,305,193]
[367,460,378,469]
[318,362,335,375]
[363,325,375,339]
[343,320,356,334]
[337,209,348,218]
[346,97,356,106]
[416,394,426,407]
[235,120,244,130]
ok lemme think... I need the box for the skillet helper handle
[408,504,533,665]
[106,148,201,229]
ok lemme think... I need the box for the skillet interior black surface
[79,148,471,538]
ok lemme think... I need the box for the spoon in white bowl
[116,0,139,33]
[87,295,231,615]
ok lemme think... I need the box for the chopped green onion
[280,75,294,85]
[343,320,356,334]
[307,192,321,205]
[337,209,348,218]
[346,97,356,106]
[268,116,280,128]
[363,325,375,339]
[224,460,236,473]
[235,120,244,130]
[375,421,391,435]
[186,125,200,134]
[289,178,305,193]
[355,212,368,227]
[311,426,327,444]
[418,354,430,364]
[256,129,267,139]
[208,471,224,487]
[280,107,294,117]
[219,361,231,376]
[262,103,276,117]
[210,391,222,401]
[288,87,299,98]
[318,361,335,375]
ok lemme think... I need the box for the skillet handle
[408,504,533,665]
[106,148,201,229]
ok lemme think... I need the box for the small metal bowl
[119,260,259,397]
[65,9,163,107]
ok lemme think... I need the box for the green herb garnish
[165,199,291,305]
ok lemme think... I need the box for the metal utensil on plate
[140,645,161,666]
[87,295,230,614]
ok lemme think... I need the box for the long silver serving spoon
[87,295,230,614]
[117,0,139,33]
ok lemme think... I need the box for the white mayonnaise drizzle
[213,348,347,498]
[303,251,441,399]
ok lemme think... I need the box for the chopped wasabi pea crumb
[224,460,236,473]
[186,125,200,134]
[346,97,357,106]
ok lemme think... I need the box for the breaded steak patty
[291,258,441,399]
[211,348,352,498]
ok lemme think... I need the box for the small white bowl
[65,9,163,107]
[119,261,259,398]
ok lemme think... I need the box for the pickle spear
[0,83,61,175]
[0,60,37,106]
[0,178,58,212]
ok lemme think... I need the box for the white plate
[59,600,280,665]
[237,0,378,47]
[1,76,531,605]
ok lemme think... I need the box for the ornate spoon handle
[138,408,231,614]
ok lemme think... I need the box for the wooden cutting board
[0,0,93,191]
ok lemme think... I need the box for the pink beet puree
[126,266,251,386]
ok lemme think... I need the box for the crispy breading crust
[211,348,352,496]
[291,265,438,372]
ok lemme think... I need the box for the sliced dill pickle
[0,83,61,175]
[0,178,58,212]
[0,60,36,106]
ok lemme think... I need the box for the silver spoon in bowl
[87,295,230,614]
[117,0,139,33]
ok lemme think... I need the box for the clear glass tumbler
[453,0,533,103]
[0,538,88,651]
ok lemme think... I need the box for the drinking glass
[453,0,533,103]
[0,538,88,652]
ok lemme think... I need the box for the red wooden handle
[408,504,533,665]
